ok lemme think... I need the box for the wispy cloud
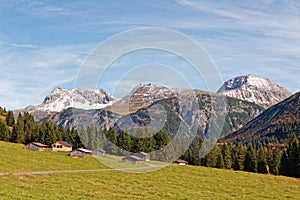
[0,0,299,110]
[172,0,300,92]
[0,39,92,109]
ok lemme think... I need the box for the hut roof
[32,142,47,147]
[174,160,187,163]
[139,152,150,156]
[60,141,72,147]
[77,148,92,153]
[123,155,142,161]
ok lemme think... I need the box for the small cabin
[134,152,150,161]
[174,160,188,165]
[25,142,47,151]
[92,149,105,157]
[52,141,72,152]
[122,155,142,164]
[70,148,93,157]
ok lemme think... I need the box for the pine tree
[0,120,10,141]
[154,130,170,149]
[222,143,233,169]
[270,148,282,175]
[143,135,156,153]
[257,144,268,174]
[232,142,246,170]
[56,124,63,142]
[72,128,83,149]
[205,144,220,168]
[232,151,240,170]
[191,138,201,165]
[244,143,257,173]
[118,130,132,152]
[12,113,25,143]
[23,112,36,143]
[279,150,288,176]
[105,128,118,155]
[87,126,97,149]
[180,148,191,163]
[79,126,89,148]
[216,152,225,169]
[286,133,300,177]
[5,111,15,126]
[97,128,107,149]
[63,127,73,145]
[297,144,300,177]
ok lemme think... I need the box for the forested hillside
[0,109,82,148]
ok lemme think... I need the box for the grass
[0,141,300,199]
[96,154,169,172]
[0,141,106,172]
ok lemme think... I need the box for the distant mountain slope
[217,74,291,108]
[14,87,116,121]
[14,83,265,139]
[219,91,300,143]
[106,83,175,115]
[47,87,264,138]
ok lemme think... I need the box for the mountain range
[14,74,297,141]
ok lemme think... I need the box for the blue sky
[0,0,299,110]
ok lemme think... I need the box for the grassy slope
[0,141,106,172]
[0,141,300,199]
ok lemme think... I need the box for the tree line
[78,126,172,160]
[0,111,83,148]
[78,125,300,178]
[180,134,300,178]
[0,108,299,178]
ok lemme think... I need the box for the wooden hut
[70,148,93,157]
[92,149,105,157]
[134,152,150,161]
[24,142,47,151]
[122,155,142,164]
[174,160,188,165]
[52,141,72,152]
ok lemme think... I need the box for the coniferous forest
[0,107,83,149]
[0,106,299,178]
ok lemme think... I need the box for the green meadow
[0,141,299,199]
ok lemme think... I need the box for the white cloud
[0,40,92,109]
[0,0,299,110]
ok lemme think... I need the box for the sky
[0,0,299,110]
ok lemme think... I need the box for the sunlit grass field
[0,141,106,172]
[0,141,299,199]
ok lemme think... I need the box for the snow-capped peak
[217,74,292,108]
[36,87,116,112]
[217,74,272,91]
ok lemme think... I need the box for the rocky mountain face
[107,83,175,115]
[47,87,264,139]
[117,90,264,138]
[219,91,300,143]
[217,74,292,108]
[42,87,115,112]
[14,87,115,121]
[13,75,298,145]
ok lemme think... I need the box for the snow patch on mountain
[34,87,115,112]
[217,74,292,108]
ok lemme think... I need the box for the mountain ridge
[13,74,294,140]
[219,91,300,143]
[14,87,116,121]
[217,74,291,108]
